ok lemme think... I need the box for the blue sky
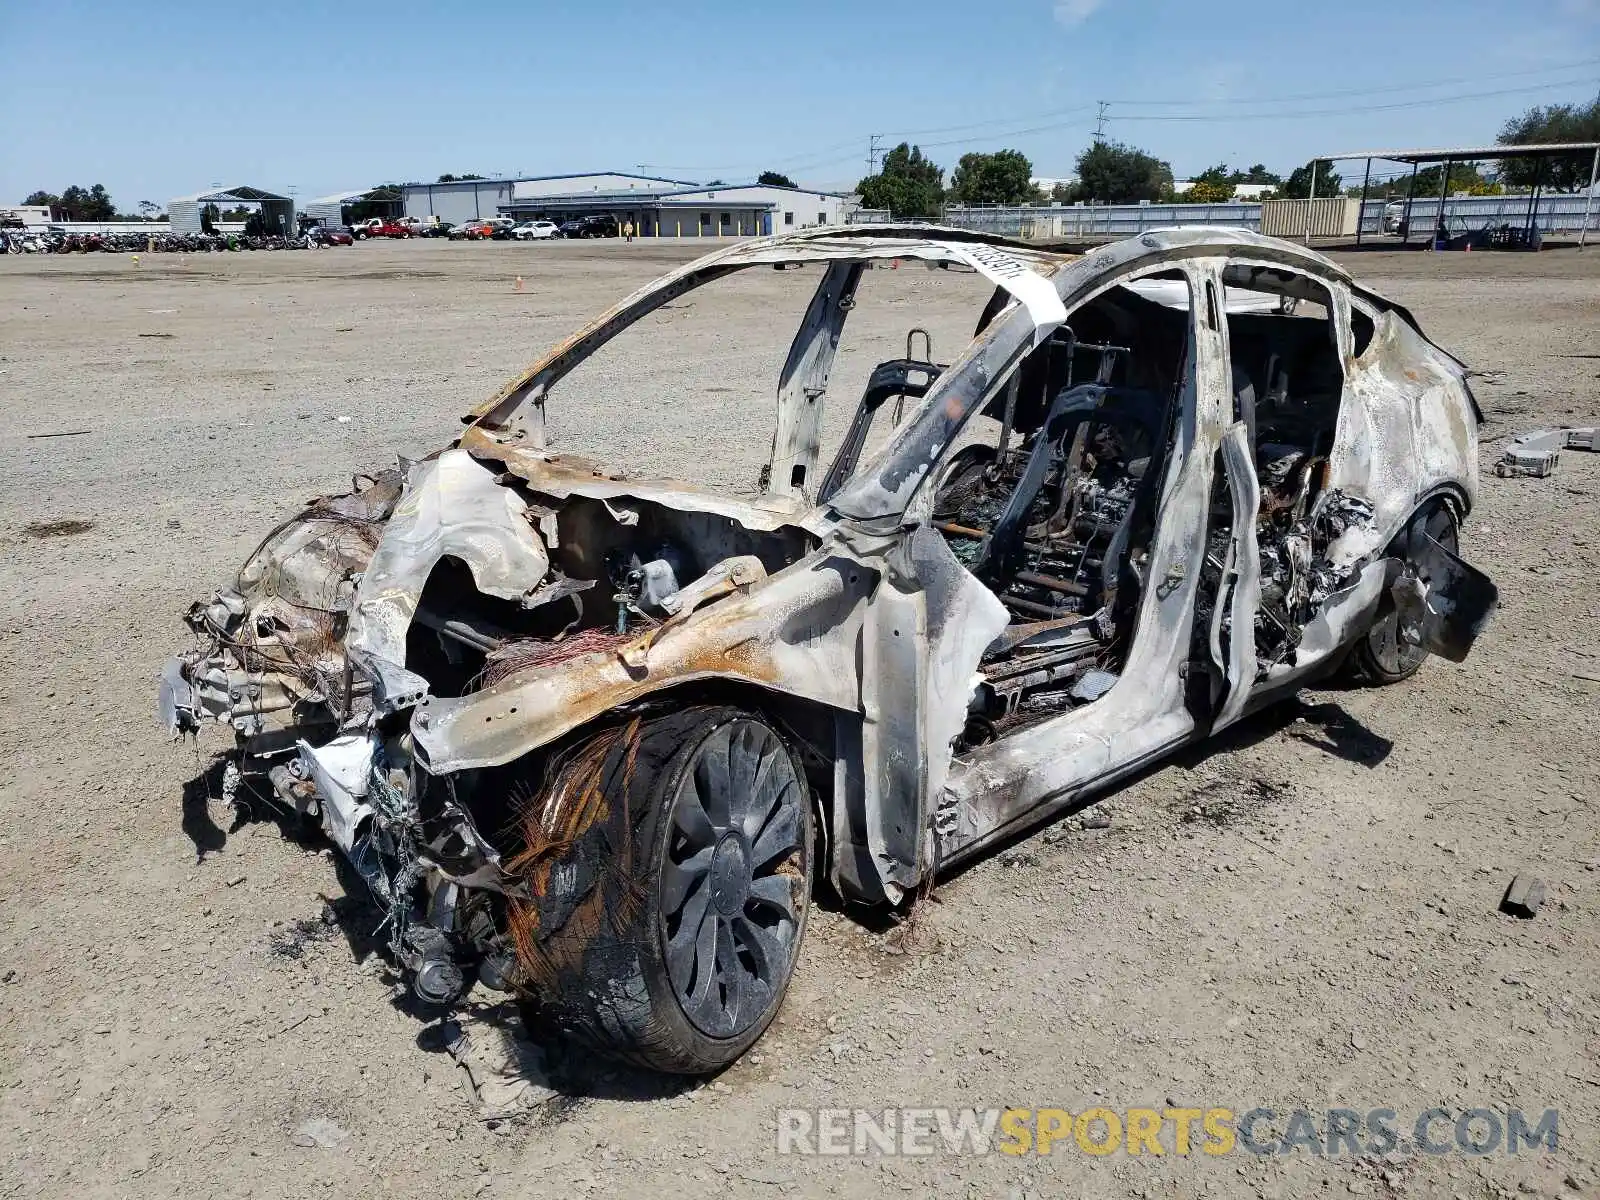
[2,0,1596,208]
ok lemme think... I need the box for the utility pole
[1093,101,1109,141]
[867,134,884,176]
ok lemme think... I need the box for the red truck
[353,217,412,240]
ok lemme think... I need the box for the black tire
[1344,502,1459,685]
[509,706,813,1074]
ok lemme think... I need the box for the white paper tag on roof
[953,243,1067,346]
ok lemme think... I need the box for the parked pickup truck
[353,218,413,239]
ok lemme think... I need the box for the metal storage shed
[303,188,402,228]
[168,186,296,236]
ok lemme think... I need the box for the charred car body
[162,226,1496,1073]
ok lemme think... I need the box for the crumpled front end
[161,447,824,1006]
[161,466,405,748]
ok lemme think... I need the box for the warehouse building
[400,172,851,235]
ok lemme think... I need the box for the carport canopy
[304,188,403,228]
[168,185,296,236]
[1317,142,1600,247]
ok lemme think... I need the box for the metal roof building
[168,185,295,236]
[399,174,692,227]
[401,172,852,236]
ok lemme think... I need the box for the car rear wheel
[511,706,812,1074]
[1345,502,1459,685]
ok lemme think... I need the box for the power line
[1114,77,1598,123]
[1109,54,1600,108]
[626,58,1597,185]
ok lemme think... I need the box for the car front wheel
[510,706,812,1074]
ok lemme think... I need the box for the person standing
[623,219,634,243]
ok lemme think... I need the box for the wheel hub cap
[708,833,751,916]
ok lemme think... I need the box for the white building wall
[0,206,53,227]
[653,205,772,237]
[660,186,848,232]
[403,180,514,225]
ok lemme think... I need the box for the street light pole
[1305,159,1318,246]
[1581,146,1599,250]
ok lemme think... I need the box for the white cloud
[1053,0,1106,28]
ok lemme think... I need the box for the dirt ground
[1,238,1596,1200]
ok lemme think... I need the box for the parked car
[308,224,354,247]
[418,220,456,238]
[449,220,494,241]
[351,217,411,239]
[558,214,620,239]
[512,220,561,241]
[161,226,1496,1077]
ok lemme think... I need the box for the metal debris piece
[1564,427,1599,452]
[1496,426,1598,477]
[1500,875,1547,919]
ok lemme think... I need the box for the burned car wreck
[162,226,1496,1073]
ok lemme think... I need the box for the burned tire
[1344,502,1459,685]
[509,706,813,1075]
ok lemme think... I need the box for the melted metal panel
[347,450,551,670]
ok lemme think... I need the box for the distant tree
[1050,180,1080,204]
[1074,141,1172,203]
[1280,160,1343,199]
[1175,163,1236,202]
[1394,161,1497,198]
[136,200,161,219]
[704,179,727,187]
[56,184,116,221]
[436,173,487,183]
[855,143,945,219]
[1229,163,1281,185]
[22,190,61,211]
[947,149,1037,206]
[757,170,797,188]
[1178,181,1235,203]
[1498,93,1600,192]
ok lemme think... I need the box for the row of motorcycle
[1,230,315,253]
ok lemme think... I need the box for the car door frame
[921,256,1243,867]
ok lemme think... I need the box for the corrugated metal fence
[943,203,1260,238]
[1355,193,1597,235]
[941,195,1597,240]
